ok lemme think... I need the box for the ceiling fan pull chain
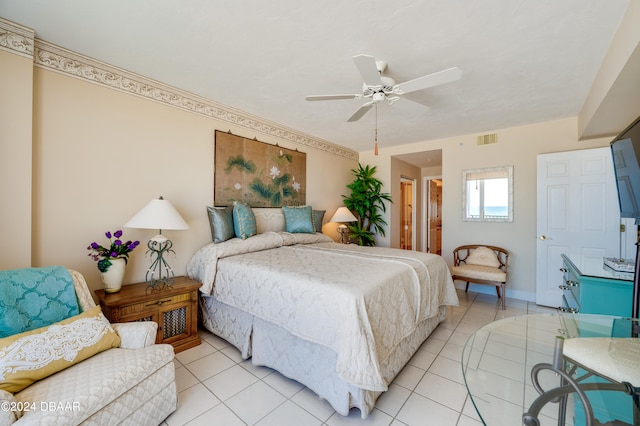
[374,103,379,155]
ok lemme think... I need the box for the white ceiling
[0,0,633,154]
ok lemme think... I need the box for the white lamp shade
[330,207,357,223]
[124,197,190,231]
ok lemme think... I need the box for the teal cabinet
[560,254,634,316]
[560,254,635,424]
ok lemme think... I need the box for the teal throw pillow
[0,266,80,338]
[233,202,257,239]
[312,209,325,233]
[207,206,235,243]
[283,205,314,233]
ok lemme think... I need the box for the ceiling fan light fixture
[304,54,461,123]
[373,92,385,103]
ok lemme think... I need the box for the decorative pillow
[0,305,121,393]
[233,201,257,239]
[466,246,501,268]
[282,205,315,233]
[0,266,80,338]
[312,209,325,233]
[207,206,235,243]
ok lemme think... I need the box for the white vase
[101,257,126,293]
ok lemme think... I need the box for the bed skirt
[199,295,447,418]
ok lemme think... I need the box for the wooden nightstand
[95,276,201,353]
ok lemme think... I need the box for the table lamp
[330,207,357,244]
[124,196,189,289]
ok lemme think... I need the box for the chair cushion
[14,344,175,424]
[563,337,640,386]
[0,306,121,393]
[451,264,506,282]
[466,246,501,268]
[0,390,16,424]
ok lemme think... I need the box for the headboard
[252,208,286,234]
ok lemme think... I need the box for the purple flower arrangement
[87,230,140,272]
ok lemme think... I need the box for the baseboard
[454,283,536,303]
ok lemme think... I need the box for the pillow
[282,205,315,233]
[466,246,501,268]
[0,266,80,338]
[312,209,325,233]
[0,305,121,393]
[207,206,235,243]
[233,201,257,239]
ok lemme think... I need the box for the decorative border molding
[0,18,35,58]
[31,39,358,161]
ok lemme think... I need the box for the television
[610,114,640,325]
[610,114,640,224]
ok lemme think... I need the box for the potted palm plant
[342,163,392,246]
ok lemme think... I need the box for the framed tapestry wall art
[214,131,307,207]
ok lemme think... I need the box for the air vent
[477,133,498,146]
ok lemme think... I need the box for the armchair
[0,268,177,425]
[451,245,509,309]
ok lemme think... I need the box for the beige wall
[361,118,611,301]
[32,69,356,294]
[2,36,356,295]
[0,48,33,269]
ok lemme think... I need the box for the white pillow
[465,246,501,268]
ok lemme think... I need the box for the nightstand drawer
[118,292,192,318]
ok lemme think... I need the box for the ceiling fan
[305,54,462,122]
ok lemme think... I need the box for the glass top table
[461,313,639,425]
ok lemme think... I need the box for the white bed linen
[188,232,458,392]
[199,295,448,418]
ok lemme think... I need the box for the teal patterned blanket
[0,266,80,338]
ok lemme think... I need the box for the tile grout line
[169,291,552,425]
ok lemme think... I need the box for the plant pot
[100,257,126,293]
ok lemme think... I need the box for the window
[462,166,513,222]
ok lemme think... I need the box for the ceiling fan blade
[347,102,374,122]
[394,67,462,95]
[353,54,382,87]
[305,94,360,101]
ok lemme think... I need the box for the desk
[462,314,639,425]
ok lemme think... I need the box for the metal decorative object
[145,234,176,290]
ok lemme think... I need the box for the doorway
[400,178,415,250]
[424,177,442,254]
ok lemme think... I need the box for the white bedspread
[187,232,458,391]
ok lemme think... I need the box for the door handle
[538,235,552,240]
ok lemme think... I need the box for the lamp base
[337,224,349,244]
[145,235,176,290]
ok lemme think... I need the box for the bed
[187,208,458,418]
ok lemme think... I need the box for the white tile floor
[161,290,556,426]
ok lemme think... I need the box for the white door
[536,147,621,307]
